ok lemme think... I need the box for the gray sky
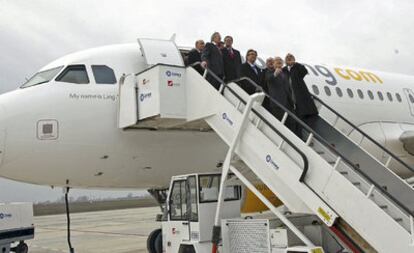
[0,0,413,201]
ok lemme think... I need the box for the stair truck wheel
[147,228,162,253]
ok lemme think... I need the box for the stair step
[394,218,403,223]
[352,182,361,186]
[339,171,348,175]
[379,205,388,209]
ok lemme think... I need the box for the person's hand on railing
[201,61,208,69]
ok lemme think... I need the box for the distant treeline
[33,197,157,216]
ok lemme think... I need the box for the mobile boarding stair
[118,38,414,252]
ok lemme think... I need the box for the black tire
[14,242,28,253]
[154,231,162,253]
[178,244,196,253]
[147,228,162,253]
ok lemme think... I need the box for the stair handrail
[189,62,309,183]
[220,71,414,219]
[311,94,414,174]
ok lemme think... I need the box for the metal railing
[190,62,414,220]
[311,94,414,174]
[193,62,309,181]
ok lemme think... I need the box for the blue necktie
[252,66,258,75]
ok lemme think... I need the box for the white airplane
[0,38,413,195]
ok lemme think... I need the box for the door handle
[182,222,189,225]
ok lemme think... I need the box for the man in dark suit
[187,40,205,74]
[261,57,275,109]
[265,57,296,132]
[283,53,318,136]
[221,36,242,83]
[239,49,263,95]
[201,32,224,90]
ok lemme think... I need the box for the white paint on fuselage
[0,42,414,189]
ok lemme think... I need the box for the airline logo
[222,113,234,126]
[0,213,12,220]
[165,70,182,78]
[304,64,383,86]
[142,78,150,85]
[140,92,152,102]
[167,80,181,87]
[266,155,279,170]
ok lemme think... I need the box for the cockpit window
[56,65,89,84]
[91,65,117,84]
[21,66,63,88]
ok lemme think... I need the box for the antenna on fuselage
[169,33,176,42]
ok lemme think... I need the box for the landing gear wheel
[11,241,28,253]
[147,228,162,253]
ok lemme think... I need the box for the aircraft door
[137,38,184,66]
[118,74,138,128]
[403,88,414,117]
[0,105,5,166]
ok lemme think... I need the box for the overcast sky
[0,0,413,202]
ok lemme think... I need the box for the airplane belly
[0,129,227,189]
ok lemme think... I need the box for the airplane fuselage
[0,43,413,189]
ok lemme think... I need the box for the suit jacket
[221,47,242,82]
[201,42,224,77]
[187,48,203,74]
[239,62,263,95]
[265,71,294,120]
[283,63,318,117]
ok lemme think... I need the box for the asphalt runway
[28,207,160,253]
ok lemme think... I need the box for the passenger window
[409,94,414,103]
[56,65,89,84]
[312,85,320,95]
[324,86,331,96]
[357,89,364,99]
[387,92,393,102]
[396,93,402,102]
[336,87,343,97]
[92,65,117,84]
[347,88,354,98]
[377,91,384,101]
[367,90,374,100]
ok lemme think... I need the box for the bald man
[187,40,205,74]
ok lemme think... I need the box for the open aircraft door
[137,38,184,67]
[118,38,185,128]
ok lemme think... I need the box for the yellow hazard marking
[317,207,331,222]
[311,248,324,253]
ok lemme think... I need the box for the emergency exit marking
[37,119,59,140]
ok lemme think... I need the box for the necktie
[252,66,258,75]
[288,72,296,107]
[229,48,234,59]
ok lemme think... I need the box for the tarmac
[28,207,160,253]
